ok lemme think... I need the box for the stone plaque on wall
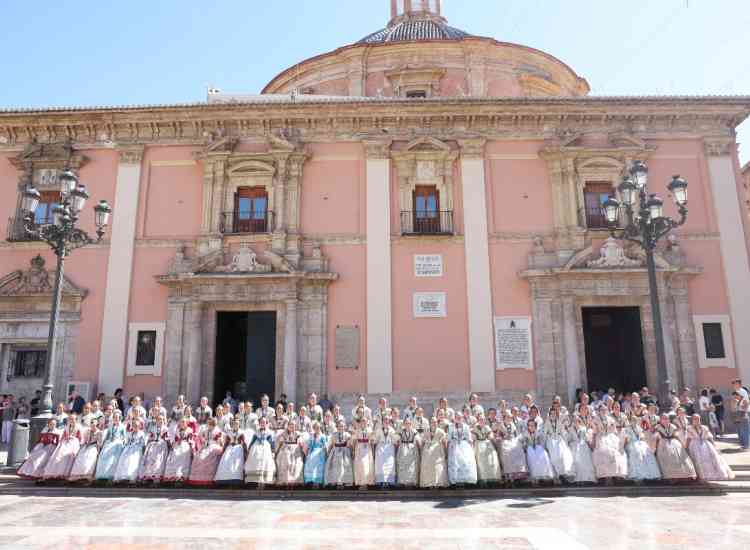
[414,254,443,277]
[413,292,447,318]
[494,316,533,370]
[335,325,360,369]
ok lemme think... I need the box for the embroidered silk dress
[214,429,245,484]
[568,424,596,483]
[687,425,733,481]
[396,428,421,487]
[352,426,375,487]
[42,425,82,480]
[163,428,194,482]
[275,431,305,486]
[472,425,502,483]
[593,418,628,479]
[303,433,328,484]
[496,421,528,481]
[95,423,127,481]
[544,417,574,480]
[447,424,478,485]
[68,426,102,482]
[374,426,398,485]
[419,427,449,488]
[524,431,555,481]
[624,423,661,481]
[18,429,60,480]
[325,430,354,486]
[654,423,696,480]
[245,429,276,484]
[188,426,224,486]
[139,424,170,483]
[114,429,147,483]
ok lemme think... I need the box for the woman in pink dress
[42,414,82,481]
[188,417,225,486]
[140,414,170,484]
[686,414,734,481]
[17,418,60,480]
[163,417,194,483]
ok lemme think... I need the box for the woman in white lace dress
[447,417,478,486]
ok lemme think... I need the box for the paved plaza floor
[0,493,748,550]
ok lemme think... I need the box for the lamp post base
[28,412,54,451]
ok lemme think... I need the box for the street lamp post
[20,169,112,441]
[603,161,688,409]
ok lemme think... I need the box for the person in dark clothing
[67,389,86,414]
[114,388,125,413]
[30,390,42,417]
[710,388,725,435]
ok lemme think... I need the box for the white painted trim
[98,162,142,393]
[706,156,750,382]
[365,158,393,394]
[460,157,496,392]
[692,314,736,369]
[309,155,360,162]
[126,322,166,376]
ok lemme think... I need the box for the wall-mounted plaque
[335,325,360,369]
[494,316,533,370]
[413,292,447,318]
[414,254,443,277]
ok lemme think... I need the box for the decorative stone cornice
[0,97,745,151]
[458,138,486,158]
[117,146,144,165]
[704,137,734,157]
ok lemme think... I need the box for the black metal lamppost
[603,161,688,409]
[20,170,112,438]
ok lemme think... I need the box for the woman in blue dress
[95,411,127,482]
[113,418,147,484]
[302,420,328,487]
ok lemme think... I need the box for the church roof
[358,18,471,44]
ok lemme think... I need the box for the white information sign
[494,316,533,370]
[413,292,447,318]
[414,254,443,277]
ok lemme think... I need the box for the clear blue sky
[1,0,748,163]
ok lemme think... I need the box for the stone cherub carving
[586,237,641,268]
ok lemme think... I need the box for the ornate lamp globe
[667,175,688,206]
[646,195,664,220]
[630,161,649,189]
[22,186,41,213]
[617,178,637,206]
[603,197,621,225]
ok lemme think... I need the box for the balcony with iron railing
[6,216,44,242]
[219,210,274,235]
[400,210,454,235]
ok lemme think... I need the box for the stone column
[183,301,204,405]
[284,299,298,403]
[459,139,495,393]
[200,160,215,233]
[97,146,144,394]
[704,137,750,384]
[672,289,698,391]
[562,296,581,405]
[163,300,186,401]
[364,139,393,395]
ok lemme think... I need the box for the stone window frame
[126,322,165,376]
[574,156,624,231]
[391,137,458,233]
[224,160,276,231]
[692,314,735,369]
[2,343,47,383]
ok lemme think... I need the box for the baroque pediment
[0,255,87,297]
[8,140,89,172]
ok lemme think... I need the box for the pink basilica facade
[1,1,749,410]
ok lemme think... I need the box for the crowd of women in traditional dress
[17,390,734,488]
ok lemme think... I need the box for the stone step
[0,481,747,500]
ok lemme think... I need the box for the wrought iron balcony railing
[219,211,274,235]
[400,210,454,235]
